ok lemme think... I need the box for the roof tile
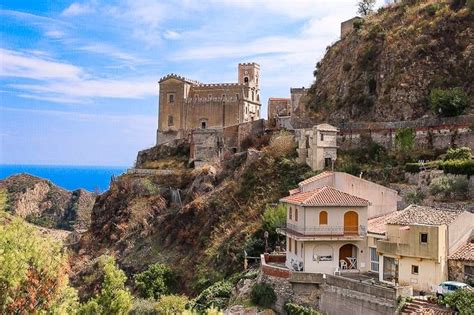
[280,186,369,207]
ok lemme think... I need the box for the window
[289,207,292,220]
[236,93,239,99]
[208,94,212,100]
[370,247,379,272]
[411,265,419,275]
[301,243,304,257]
[194,94,198,100]
[295,240,298,255]
[288,237,291,252]
[319,211,328,225]
[222,94,226,100]
[244,77,249,84]
[320,133,324,141]
[420,233,428,244]
[201,121,207,129]
[252,91,255,101]
[168,115,174,126]
[245,106,248,114]
[295,208,298,222]
[167,93,175,103]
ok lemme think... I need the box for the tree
[357,0,376,16]
[0,218,78,314]
[134,263,177,300]
[79,255,133,315]
[443,289,474,315]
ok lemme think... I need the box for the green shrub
[130,299,159,315]
[426,3,441,16]
[155,295,189,315]
[395,128,415,153]
[429,87,469,117]
[134,263,177,300]
[404,190,425,205]
[353,19,364,30]
[284,302,321,315]
[443,289,474,315]
[440,159,474,176]
[79,255,133,315]
[405,163,422,173]
[444,147,472,161]
[192,280,232,311]
[262,204,286,231]
[337,162,362,176]
[429,175,469,199]
[250,283,277,308]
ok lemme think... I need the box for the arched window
[295,208,298,222]
[319,211,328,225]
[244,77,249,84]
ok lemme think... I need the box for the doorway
[339,244,358,269]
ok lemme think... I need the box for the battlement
[239,62,260,68]
[195,83,243,88]
[290,87,308,93]
[159,73,201,85]
[185,96,240,103]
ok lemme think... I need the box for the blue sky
[0,0,384,166]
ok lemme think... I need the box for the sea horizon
[0,164,129,192]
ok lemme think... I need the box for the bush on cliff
[134,263,177,300]
[284,302,321,315]
[444,147,472,161]
[430,87,469,117]
[250,283,277,308]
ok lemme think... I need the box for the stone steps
[402,298,454,315]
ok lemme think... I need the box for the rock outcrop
[300,0,473,124]
[0,174,96,230]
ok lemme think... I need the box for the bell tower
[238,62,260,90]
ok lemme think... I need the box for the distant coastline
[0,164,127,192]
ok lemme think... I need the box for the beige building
[295,171,399,218]
[340,16,363,38]
[296,124,339,171]
[370,205,474,292]
[157,63,261,145]
[279,186,370,274]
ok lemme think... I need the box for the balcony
[278,223,366,241]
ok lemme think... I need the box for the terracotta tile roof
[289,188,300,195]
[280,186,369,207]
[387,205,464,226]
[449,242,474,261]
[368,211,401,235]
[298,171,333,187]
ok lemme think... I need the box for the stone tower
[238,63,260,103]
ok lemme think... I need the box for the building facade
[157,63,262,145]
[296,124,339,171]
[268,98,291,121]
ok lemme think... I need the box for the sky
[0,0,385,167]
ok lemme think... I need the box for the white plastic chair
[340,260,347,270]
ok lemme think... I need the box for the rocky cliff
[300,0,473,124]
[0,174,96,231]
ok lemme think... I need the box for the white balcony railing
[285,223,367,236]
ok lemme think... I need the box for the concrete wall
[447,212,474,255]
[396,256,445,292]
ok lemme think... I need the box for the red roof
[367,211,401,235]
[449,242,474,261]
[298,171,333,187]
[280,186,369,207]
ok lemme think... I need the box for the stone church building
[157,63,262,145]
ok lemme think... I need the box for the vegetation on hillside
[303,0,473,123]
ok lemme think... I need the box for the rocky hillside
[73,145,314,296]
[301,0,473,123]
[0,174,95,231]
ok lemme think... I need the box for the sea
[0,165,128,192]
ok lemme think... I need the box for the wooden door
[344,211,358,234]
[339,244,354,267]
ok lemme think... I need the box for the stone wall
[448,259,474,285]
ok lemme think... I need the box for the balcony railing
[285,223,367,237]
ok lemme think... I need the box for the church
[156,63,262,145]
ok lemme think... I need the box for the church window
[201,121,207,129]
[244,77,249,84]
[252,91,254,101]
[167,93,175,103]
[208,94,212,100]
[236,93,239,100]
[245,106,248,114]
[168,115,174,126]
[320,133,324,141]
[194,94,198,100]
[222,94,226,100]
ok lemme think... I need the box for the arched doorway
[339,244,358,269]
[344,211,358,235]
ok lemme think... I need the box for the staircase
[402,298,454,315]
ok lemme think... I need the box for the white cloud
[163,30,181,40]
[1,49,156,102]
[0,49,83,80]
[77,43,148,64]
[61,2,94,16]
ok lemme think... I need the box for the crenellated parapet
[159,73,201,85]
